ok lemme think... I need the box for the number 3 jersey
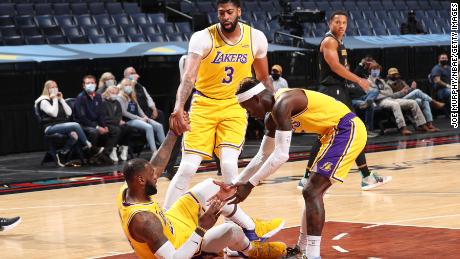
[194,23,255,100]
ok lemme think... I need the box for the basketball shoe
[361,172,392,191]
[0,216,21,232]
[243,218,285,241]
[238,241,287,258]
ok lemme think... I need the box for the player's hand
[207,180,237,203]
[198,199,225,230]
[226,182,255,205]
[170,108,190,135]
[358,78,370,91]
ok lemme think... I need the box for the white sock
[305,235,321,258]
[228,206,255,230]
[86,141,92,148]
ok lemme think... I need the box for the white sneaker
[109,148,119,162]
[361,172,392,191]
[120,146,128,161]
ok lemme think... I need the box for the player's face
[329,15,347,36]
[217,3,241,33]
[143,164,158,196]
[241,97,266,119]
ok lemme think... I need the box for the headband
[236,83,266,103]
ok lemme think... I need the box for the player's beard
[220,17,239,33]
[145,181,158,196]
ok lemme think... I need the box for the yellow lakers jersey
[195,23,255,99]
[274,88,351,135]
[117,184,177,259]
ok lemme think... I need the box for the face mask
[110,94,118,100]
[124,86,133,94]
[440,60,448,66]
[370,69,380,78]
[49,88,58,96]
[272,74,280,80]
[105,79,115,87]
[85,83,96,93]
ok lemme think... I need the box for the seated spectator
[400,10,426,35]
[430,53,452,115]
[75,75,120,164]
[123,66,166,131]
[117,78,165,155]
[34,80,99,165]
[353,55,376,78]
[351,86,379,137]
[270,64,289,92]
[386,67,443,131]
[97,72,117,94]
[367,63,436,135]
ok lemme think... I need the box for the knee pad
[174,154,202,190]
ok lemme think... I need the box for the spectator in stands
[34,80,99,165]
[123,66,166,130]
[97,72,117,94]
[386,67,444,131]
[353,56,376,78]
[368,63,436,135]
[118,78,165,155]
[75,75,120,164]
[430,53,451,114]
[351,86,379,137]
[400,10,426,35]
[270,64,289,92]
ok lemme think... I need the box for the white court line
[332,233,348,240]
[88,251,132,259]
[331,219,460,230]
[332,245,349,253]
[0,202,113,211]
[362,213,460,229]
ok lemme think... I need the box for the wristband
[195,225,206,237]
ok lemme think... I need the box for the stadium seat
[259,1,275,12]
[55,15,77,27]
[25,35,46,45]
[0,15,15,27]
[112,13,132,25]
[252,11,268,22]
[342,1,357,11]
[15,4,34,16]
[0,4,15,16]
[251,20,267,31]
[358,27,374,36]
[373,26,388,36]
[76,15,95,26]
[120,24,142,36]
[35,3,53,16]
[106,2,124,14]
[1,26,20,37]
[393,1,407,10]
[180,1,195,13]
[406,1,420,10]
[128,34,146,42]
[245,2,259,11]
[196,1,214,13]
[362,10,375,20]
[41,26,63,36]
[36,15,57,27]
[20,25,41,37]
[175,22,192,33]
[62,26,83,37]
[147,34,165,42]
[46,35,67,44]
[88,34,108,43]
[70,3,89,15]
[329,1,345,11]
[387,26,400,35]
[418,1,432,10]
[109,35,128,43]
[83,26,103,36]
[15,15,36,27]
[89,2,105,15]
[53,3,71,15]
[316,2,331,11]
[68,35,90,44]
[166,32,185,42]
[131,13,151,25]
[123,2,141,14]
[103,24,124,37]
[156,22,176,34]
[139,24,158,35]
[148,13,165,24]
[3,36,25,46]
[94,14,114,26]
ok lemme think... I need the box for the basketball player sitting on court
[217,78,371,259]
[117,118,287,259]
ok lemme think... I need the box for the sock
[305,235,321,258]
[85,141,92,148]
[228,206,255,230]
[303,167,310,178]
[359,165,371,178]
[356,152,371,178]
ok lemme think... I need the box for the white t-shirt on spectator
[270,75,289,92]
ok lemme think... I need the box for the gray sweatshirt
[117,95,146,121]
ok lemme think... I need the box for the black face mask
[440,60,449,66]
[145,181,158,196]
[389,75,400,81]
[272,74,280,80]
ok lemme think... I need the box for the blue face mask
[124,86,133,95]
[371,69,380,78]
[84,83,96,93]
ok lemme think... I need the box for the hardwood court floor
[0,143,459,259]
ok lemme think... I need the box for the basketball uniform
[274,89,367,182]
[117,184,203,258]
[183,23,255,159]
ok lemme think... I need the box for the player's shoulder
[249,26,267,39]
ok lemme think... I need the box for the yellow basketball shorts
[311,113,367,183]
[183,94,248,159]
[165,192,202,248]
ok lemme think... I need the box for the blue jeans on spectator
[45,122,89,151]
[352,89,379,131]
[403,89,433,122]
[437,87,451,114]
[127,119,165,152]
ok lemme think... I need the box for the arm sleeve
[232,135,275,184]
[40,99,59,117]
[249,130,291,186]
[154,232,203,259]
[251,28,268,59]
[188,29,212,57]
[143,87,156,108]
[60,99,72,116]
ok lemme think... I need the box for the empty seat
[68,35,90,44]
[103,25,123,36]
[88,2,105,15]
[180,1,195,13]
[167,33,185,42]
[94,13,114,26]
[109,35,128,43]
[175,21,191,33]
[251,20,267,31]
[89,34,108,43]
[373,26,388,35]
[156,22,176,33]
[123,2,140,14]
[316,2,331,11]
[394,1,407,9]
[358,27,374,36]
[112,13,132,24]
[53,3,71,15]
[70,3,88,15]
[15,3,34,16]
[55,15,77,27]
[35,3,54,15]
[245,2,259,11]
[41,25,62,36]
[0,15,14,27]
[120,24,142,35]
[139,24,158,34]
[3,36,26,46]
[62,26,83,37]
[1,26,20,37]
[196,1,214,12]
[46,35,67,44]
[20,25,41,36]
[25,35,46,45]
[76,15,95,26]
[106,2,123,14]
[83,26,103,36]
[0,4,15,16]
[15,15,36,26]
[252,11,267,22]
[406,1,419,10]
[131,13,151,25]
[419,1,432,10]
[147,34,165,42]
[148,13,165,24]
[259,1,275,12]
[329,1,344,10]
[387,26,400,35]
[128,34,146,42]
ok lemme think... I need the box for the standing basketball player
[166,0,283,241]
[299,11,392,191]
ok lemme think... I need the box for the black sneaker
[83,146,103,158]
[0,216,21,232]
[286,245,302,258]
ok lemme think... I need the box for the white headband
[236,83,266,103]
